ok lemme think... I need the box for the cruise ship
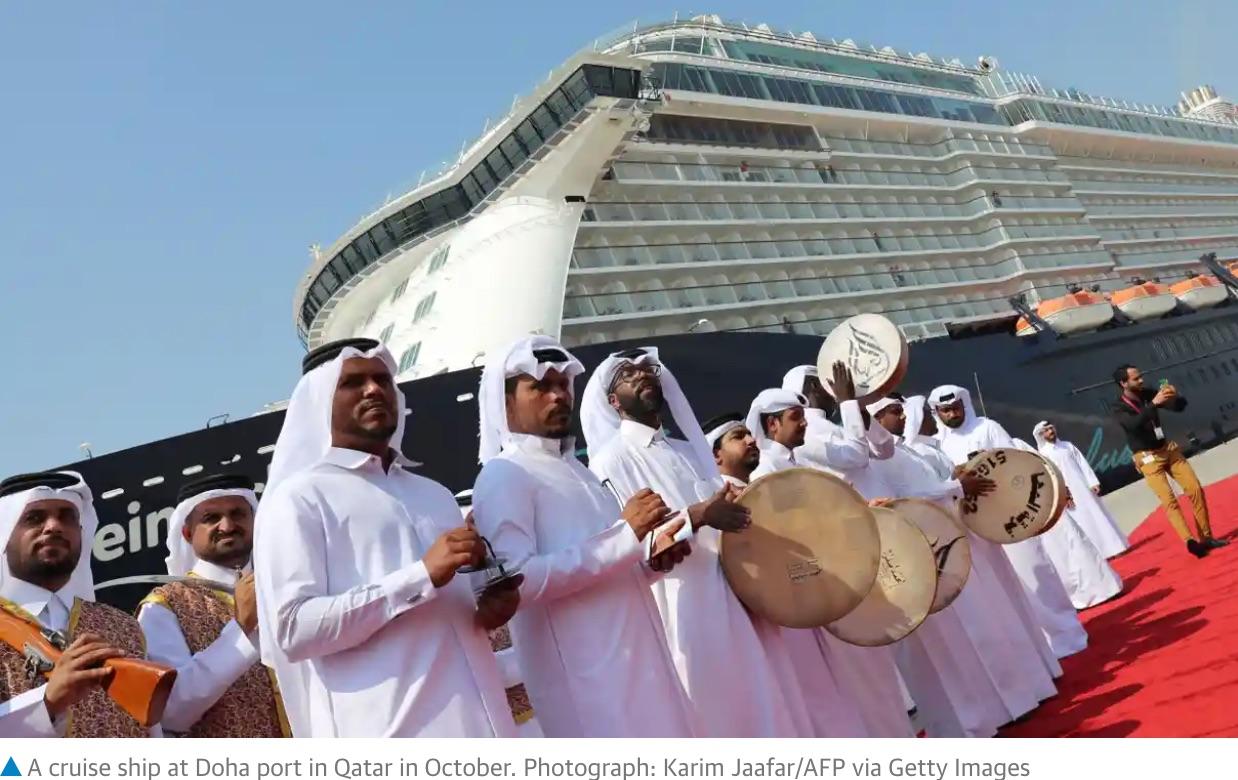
[57,15,1238,605]
[294,15,1238,375]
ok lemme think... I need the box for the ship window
[428,244,451,273]
[398,342,422,373]
[391,278,410,304]
[380,323,395,344]
[413,292,436,322]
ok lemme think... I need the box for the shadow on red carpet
[1001,473,1238,737]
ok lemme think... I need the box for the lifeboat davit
[1110,279,1177,321]
[1171,274,1229,311]
[1016,289,1116,336]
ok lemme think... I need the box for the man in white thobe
[581,349,799,737]
[930,385,1088,659]
[138,473,286,737]
[471,336,697,738]
[1033,421,1129,558]
[702,413,865,738]
[898,396,1062,715]
[781,364,888,484]
[866,397,1058,733]
[0,472,161,737]
[1021,424,1124,609]
[254,337,518,737]
[747,388,913,738]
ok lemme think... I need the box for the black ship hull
[64,306,1238,609]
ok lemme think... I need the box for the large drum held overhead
[888,498,971,614]
[722,468,881,629]
[957,448,1065,544]
[826,507,937,646]
[816,313,909,404]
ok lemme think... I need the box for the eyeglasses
[609,362,661,392]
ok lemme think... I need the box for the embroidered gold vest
[0,597,149,737]
[143,581,288,737]
[487,625,533,725]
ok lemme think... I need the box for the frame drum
[816,313,910,404]
[888,498,971,613]
[1040,457,1070,534]
[722,468,881,629]
[826,507,936,646]
[957,448,1065,544]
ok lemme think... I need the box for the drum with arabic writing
[816,313,909,404]
[888,498,971,613]
[957,448,1065,544]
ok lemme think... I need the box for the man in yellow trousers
[1112,364,1227,558]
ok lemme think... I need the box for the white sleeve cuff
[219,619,261,664]
[838,400,865,435]
[383,560,439,616]
[0,685,57,738]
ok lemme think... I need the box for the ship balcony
[1071,181,1238,198]
[601,159,1072,192]
[561,263,1113,343]
[562,249,1113,322]
[822,134,1056,161]
[1109,243,1238,269]
[571,225,1104,277]
[1056,160,1238,185]
[1084,204,1238,220]
[1099,226,1238,246]
[579,197,1085,232]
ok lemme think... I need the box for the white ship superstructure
[293,16,1238,379]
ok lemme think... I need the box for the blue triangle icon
[2,758,20,777]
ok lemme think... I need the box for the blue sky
[0,1,1232,474]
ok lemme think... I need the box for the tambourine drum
[817,313,910,404]
[957,448,1065,544]
[826,507,936,646]
[888,499,971,614]
[722,468,881,629]
[1040,458,1070,534]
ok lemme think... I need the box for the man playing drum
[581,349,801,737]
[867,397,1059,732]
[930,386,1087,661]
[745,389,914,738]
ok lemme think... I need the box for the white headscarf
[929,384,981,438]
[1032,420,1061,452]
[0,472,98,605]
[704,419,744,448]
[745,388,806,452]
[781,365,817,396]
[265,342,408,497]
[902,395,929,446]
[866,397,902,419]
[257,339,407,716]
[580,347,716,479]
[165,488,259,577]
[477,335,584,464]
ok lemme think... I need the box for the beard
[618,384,664,417]
[7,546,78,587]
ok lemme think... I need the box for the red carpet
[1002,474,1238,737]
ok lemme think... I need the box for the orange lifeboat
[1171,273,1228,311]
[1109,278,1176,321]
[1016,288,1116,336]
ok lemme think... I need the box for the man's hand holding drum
[687,485,751,533]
